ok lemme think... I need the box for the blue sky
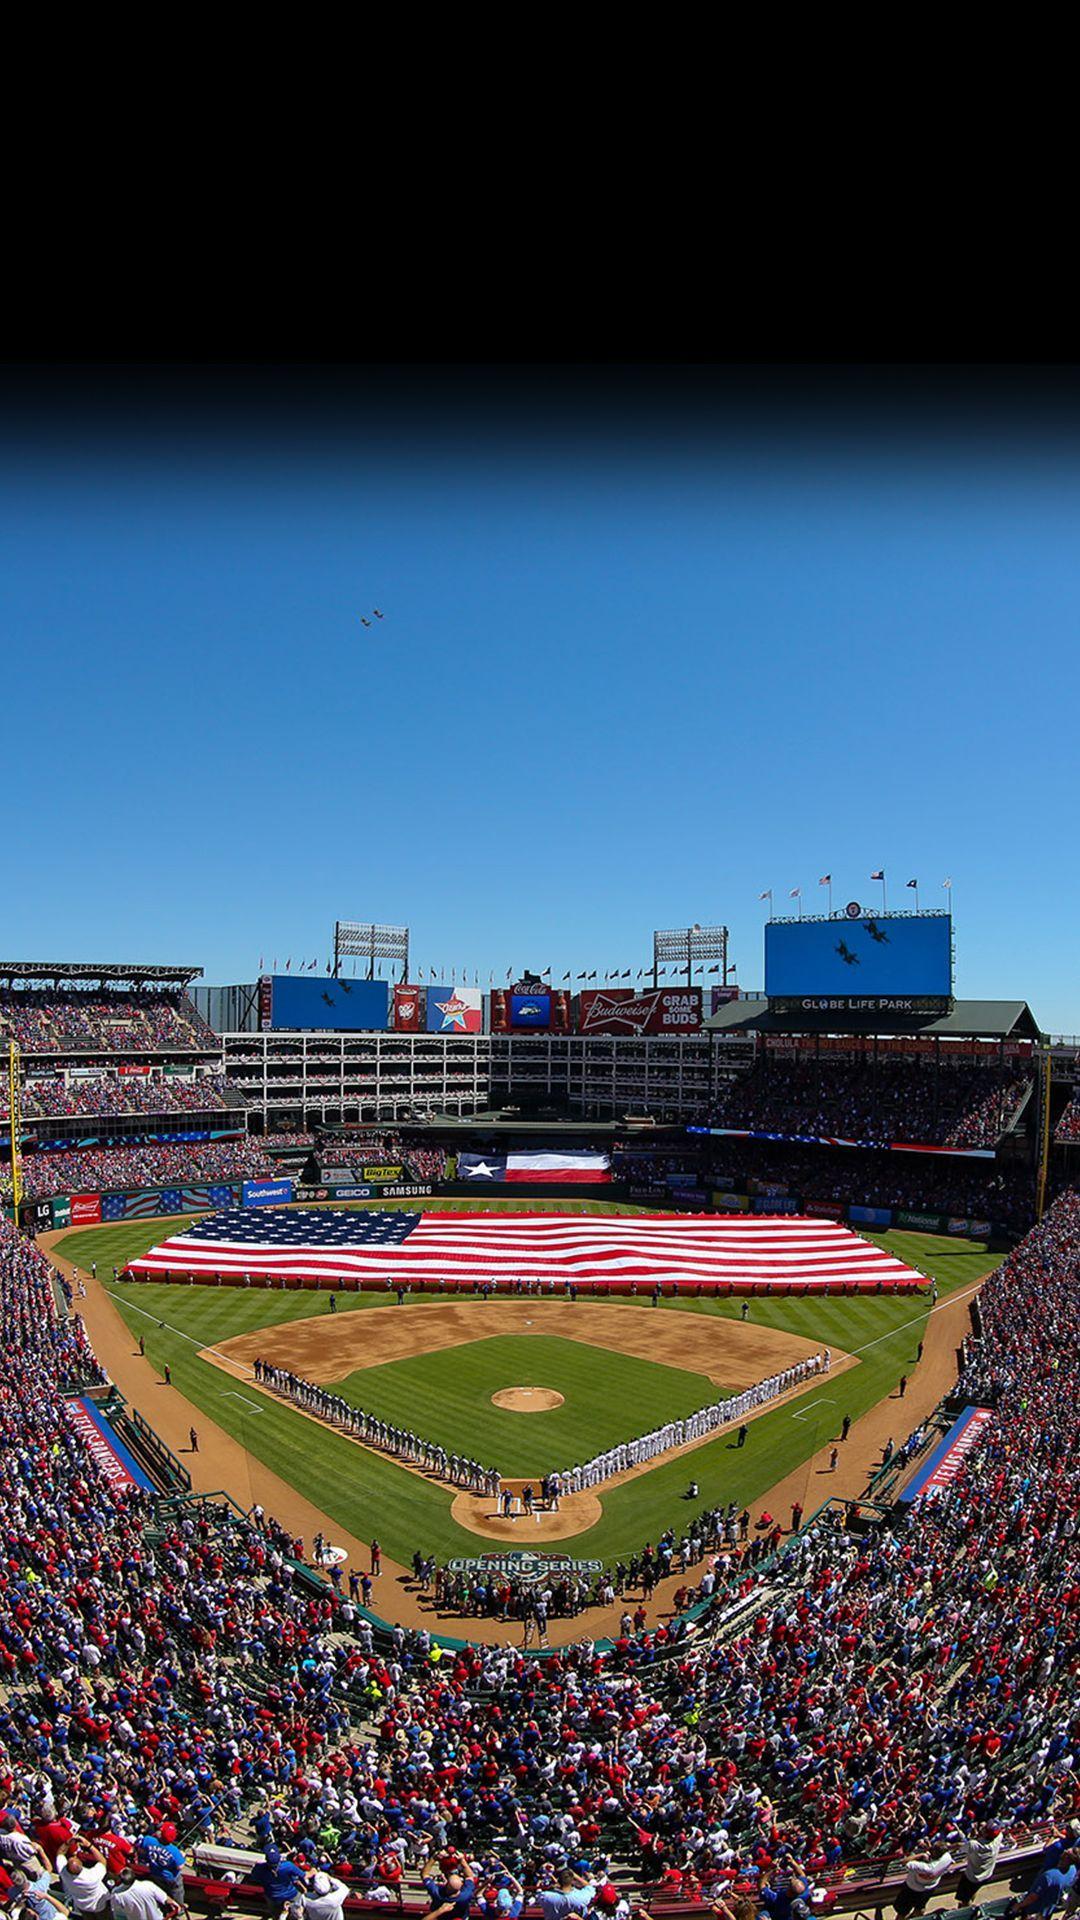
[3,385,1078,1030]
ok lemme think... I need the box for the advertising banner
[899,1405,994,1504]
[117,1063,152,1075]
[753,1194,800,1214]
[710,986,741,1012]
[806,1201,846,1220]
[425,985,483,1033]
[52,1196,71,1228]
[242,1177,294,1207]
[849,1204,893,1227]
[70,1194,102,1225]
[268,975,390,1032]
[967,1219,993,1239]
[578,986,703,1036]
[713,1190,750,1211]
[628,1184,668,1202]
[65,1399,155,1493]
[894,1209,948,1233]
[393,984,424,1031]
[294,1181,432,1202]
[363,1164,403,1183]
[510,992,551,1029]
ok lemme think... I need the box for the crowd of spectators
[700,1057,1033,1148]
[16,1134,307,1200]
[0,988,216,1053]
[4,1073,240,1122]
[616,1139,1034,1230]
[5,1164,1080,1913]
[1055,1091,1080,1144]
[311,1131,446,1185]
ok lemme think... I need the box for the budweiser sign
[578,986,703,1036]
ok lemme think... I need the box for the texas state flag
[457,1150,611,1185]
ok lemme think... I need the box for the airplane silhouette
[836,940,860,965]
[863,919,890,943]
[321,992,335,1006]
[373,608,384,619]
[360,617,372,628]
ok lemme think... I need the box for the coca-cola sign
[578,986,702,1036]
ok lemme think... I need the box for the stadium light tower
[333,920,410,982]
[652,924,730,988]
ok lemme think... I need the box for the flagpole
[881,874,887,913]
[827,880,832,917]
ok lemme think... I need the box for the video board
[765,913,952,1013]
[262,974,390,1031]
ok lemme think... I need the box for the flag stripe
[128,1208,923,1291]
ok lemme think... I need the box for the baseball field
[48,1198,1003,1574]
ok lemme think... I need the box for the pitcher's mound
[491,1386,564,1412]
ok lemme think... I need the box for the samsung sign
[242,1178,294,1207]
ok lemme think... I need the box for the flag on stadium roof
[870,868,884,880]
[819,874,831,885]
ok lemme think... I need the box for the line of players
[562,1348,832,1491]
[251,1344,831,1498]
[252,1358,501,1496]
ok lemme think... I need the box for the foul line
[848,1278,984,1359]
[792,1396,837,1421]
[104,1287,240,1372]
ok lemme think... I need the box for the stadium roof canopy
[0,961,203,988]
[704,997,1042,1041]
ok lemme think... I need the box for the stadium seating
[0,986,216,1051]
[3,1071,239,1120]
[1055,1089,1080,1142]
[616,1140,1034,1229]
[4,1172,1080,1915]
[701,1057,1032,1147]
[17,1134,310,1199]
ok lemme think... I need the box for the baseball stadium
[6,362,1080,1920]
[4,918,1080,1920]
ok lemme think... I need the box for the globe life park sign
[448,1549,603,1584]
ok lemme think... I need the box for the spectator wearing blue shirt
[1013,1854,1079,1918]
[251,1848,309,1919]
[424,1871,477,1920]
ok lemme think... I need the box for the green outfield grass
[54,1207,1005,1570]
[331,1334,724,1476]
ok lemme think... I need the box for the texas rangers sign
[578,986,702,1035]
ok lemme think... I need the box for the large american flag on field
[125,1208,925,1291]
